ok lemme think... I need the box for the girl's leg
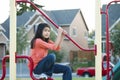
[53,64,72,80]
[33,53,56,77]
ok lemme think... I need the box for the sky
[0,0,113,32]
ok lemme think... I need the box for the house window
[72,28,77,36]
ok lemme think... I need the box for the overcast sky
[0,0,113,31]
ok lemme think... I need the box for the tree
[88,30,95,48]
[88,30,95,39]
[17,0,44,15]
[111,22,120,55]
[17,26,29,54]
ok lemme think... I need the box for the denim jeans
[33,53,72,80]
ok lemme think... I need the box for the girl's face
[42,27,51,39]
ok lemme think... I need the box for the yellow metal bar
[95,0,102,80]
[10,0,16,80]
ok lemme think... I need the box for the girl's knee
[65,66,72,73]
[48,53,56,61]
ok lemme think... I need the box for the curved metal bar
[15,55,38,80]
[16,0,96,53]
[101,0,120,80]
[0,55,9,80]
[0,55,39,80]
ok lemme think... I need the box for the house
[0,25,8,60]
[101,4,120,63]
[0,8,89,62]
[0,11,35,59]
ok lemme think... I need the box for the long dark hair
[31,23,50,49]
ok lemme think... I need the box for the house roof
[1,8,88,39]
[45,9,80,25]
[1,11,35,39]
[45,8,88,30]
[102,4,120,36]
[0,25,5,32]
[17,12,35,27]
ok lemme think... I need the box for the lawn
[5,77,95,80]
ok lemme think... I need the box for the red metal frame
[0,54,40,80]
[16,0,97,54]
[101,0,120,80]
[0,56,9,80]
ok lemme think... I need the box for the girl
[29,23,72,80]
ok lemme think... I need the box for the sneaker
[39,73,48,80]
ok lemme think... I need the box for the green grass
[5,77,95,80]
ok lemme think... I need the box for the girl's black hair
[31,23,50,49]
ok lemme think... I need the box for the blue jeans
[33,53,72,80]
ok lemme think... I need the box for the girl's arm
[57,29,66,46]
[54,27,66,48]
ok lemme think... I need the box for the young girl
[29,23,72,80]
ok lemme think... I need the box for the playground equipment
[0,0,97,80]
[16,0,97,53]
[1,0,119,80]
[0,54,37,80]
[112,61,120,80]
[102,61,120,80]
[0,53,54,80]
[101,0,120,80]
[0,0,120,80]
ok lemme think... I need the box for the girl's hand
[58,27,67,35]
[58,27,63,34]
[62,29,67,35]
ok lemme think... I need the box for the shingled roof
[45,9,80,25]
[1,9,85,39]
[102,4,120,36]
[1,12,35,39]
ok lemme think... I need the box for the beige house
[53,9,89,61]
[0,25,8,60]
[0,9,89,62]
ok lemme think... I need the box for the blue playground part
[102,61,120,80]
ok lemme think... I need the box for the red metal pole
[106,8,110,80]
[16,0,96,54]
[106,1,120,80]
[0,56,9,80]
[0,55,40,80]
[101,0,120,80]
[16,55,39,80]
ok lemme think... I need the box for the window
[72,28,77,36]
